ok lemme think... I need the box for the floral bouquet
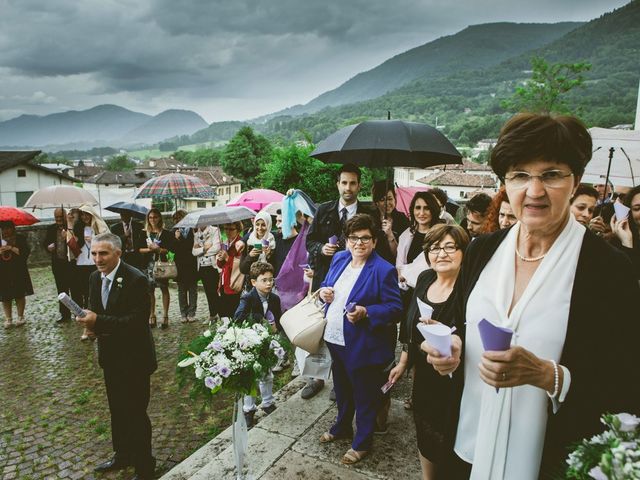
[178,318,286,397]
[566,413,640,479]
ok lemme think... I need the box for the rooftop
[417,171,497,188]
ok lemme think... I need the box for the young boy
[234,262,282,428]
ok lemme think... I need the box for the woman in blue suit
[318,214,403,465]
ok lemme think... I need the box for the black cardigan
[440,227,640,479]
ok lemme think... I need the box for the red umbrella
[0,206,40,226]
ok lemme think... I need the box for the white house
[416,171,498,202]
[0,151,77,208]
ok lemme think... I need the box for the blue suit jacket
[321,250,402,370]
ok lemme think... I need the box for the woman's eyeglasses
[504,170,573,189]
[427,244,459,255]
[347,235,373,245]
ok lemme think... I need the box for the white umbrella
[23,185,98,209]
[583,127,640,187]
[173,206,255,229]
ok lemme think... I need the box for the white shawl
[455,217,585,480]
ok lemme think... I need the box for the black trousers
[103,368,154,476]
[71,264,96,308]
[51,259,73,317]
[196,266,220,316]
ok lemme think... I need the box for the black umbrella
[105,202,149,219]
[310,120,462,168]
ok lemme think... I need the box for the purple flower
[269,340,280,349]
[588,466,607,480]
[205,376,222,389]
[274,347,285,359]
[218,366,231,378]
[209,340,223,352]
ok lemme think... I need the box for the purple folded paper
[345,302,356,314]
[298,263,310,269]
[222,243,228,251]
[328,235,338,245]
[478,318,513,393]
[265,310,275,325]
[262,238,270,247]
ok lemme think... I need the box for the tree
[502,56,592,115]
[221,127,271,189]
[105,154,136,171]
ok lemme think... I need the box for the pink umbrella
[227,189,284,212]
[395,186,431,215]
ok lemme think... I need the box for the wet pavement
[0,266,294,480]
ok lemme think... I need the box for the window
[226,187,230,194]
[197,201,206,208]
[218,187,224,195]
[15,191,33,207]
[234,185,239,193]
[460,191,464,199]
[17,169,26,177]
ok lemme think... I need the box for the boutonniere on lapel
[116,277,123,289]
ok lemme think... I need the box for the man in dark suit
[43,207,74,322]
[304,163,392,399]
[110,212,146,272]
[76,232,156,480]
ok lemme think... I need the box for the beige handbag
[229,256,245,293]
[153,260,177,280]
[280,290,327,354]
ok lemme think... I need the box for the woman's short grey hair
[92,232,122,251]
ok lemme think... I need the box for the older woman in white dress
[422,113,639,479]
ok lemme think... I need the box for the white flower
[589,466,607,480]
[116,277,123,288]
[203,329,212,337]
[617,413,640,432]
[195,366,204,379]
[177,356,197,368]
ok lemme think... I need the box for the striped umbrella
[134,173,215,199]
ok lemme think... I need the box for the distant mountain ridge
[268,21,583,118]
[0,104,208,148]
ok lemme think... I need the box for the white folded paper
[58,292,86,318]
[416,297,434,320]
[417,322,453,357]
[614,202,630,222]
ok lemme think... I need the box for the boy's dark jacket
[234,287,283,331]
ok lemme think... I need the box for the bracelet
[549,360,559,398]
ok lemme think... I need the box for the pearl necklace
[515,246,547,262]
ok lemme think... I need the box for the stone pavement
[0,266,292,480]
[162,378,421,479]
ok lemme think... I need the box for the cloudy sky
[0,0,628,123]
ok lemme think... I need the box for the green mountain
[190,1,638,148]
[275,21,582,117]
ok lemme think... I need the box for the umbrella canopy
[105,201,149,219]
[395,186,459,216]
[23,185,97,209]
[0,207,40,226]
[262,202,282,216]
[134,173,215,199]
[173,206,256,229]
[310,120,462,168]
[227,189,284,211]
[582,127,640,187]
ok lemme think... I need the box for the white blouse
[454,218,584,480]
[323,264,363,346]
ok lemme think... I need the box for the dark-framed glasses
[427,244,459,255]
[504,170,573,189]
[258,277,275,284]
[347,235,373,245]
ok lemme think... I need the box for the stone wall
[16,214,175,267]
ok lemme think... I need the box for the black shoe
[244,410,255,429]
[329,387,336,402]
[131,456,156,479]
[300,379,324,400]
[94,457,131,473]
[262,404,277,415]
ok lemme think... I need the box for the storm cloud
[0,0,629,122]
